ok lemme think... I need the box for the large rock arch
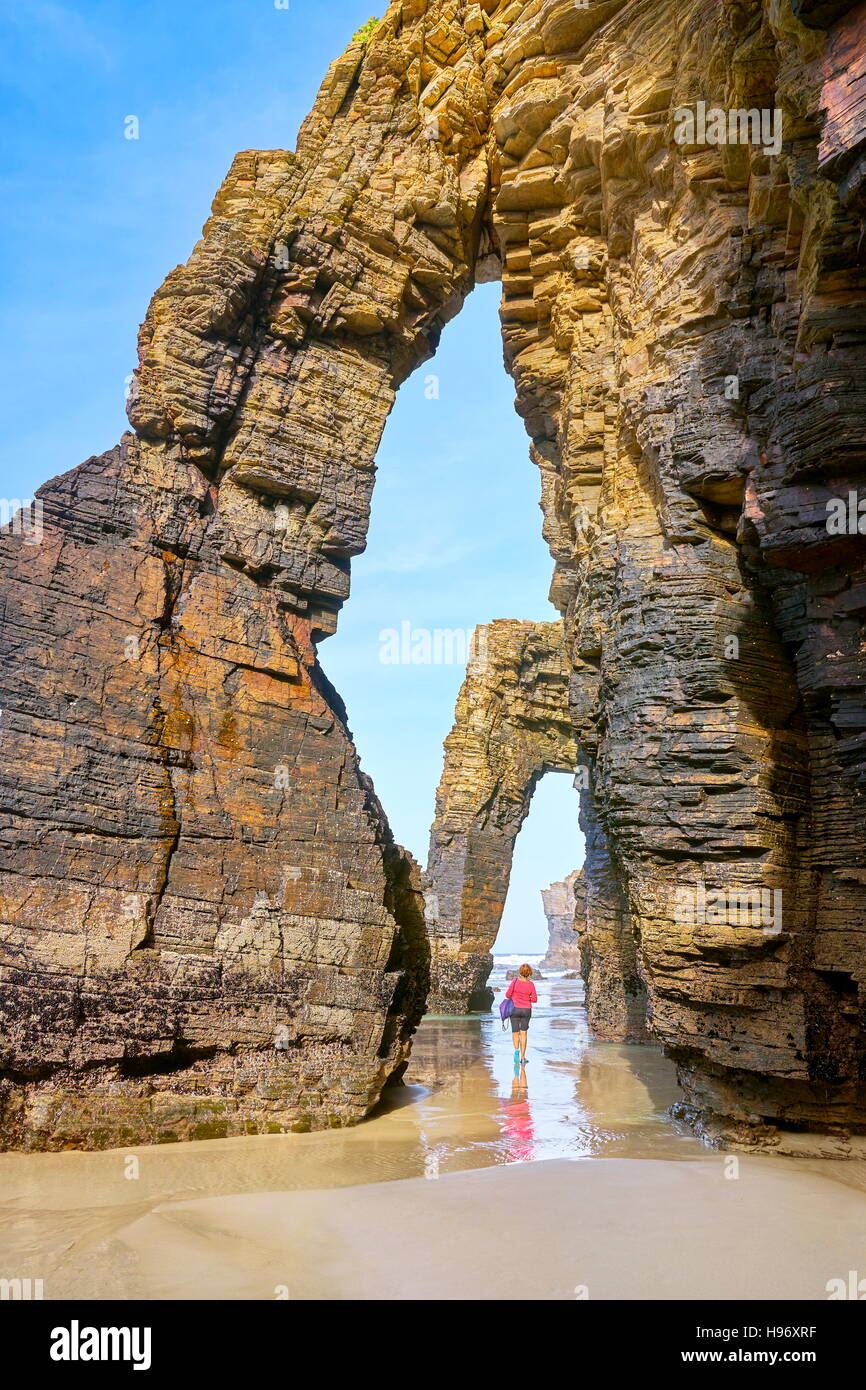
[422,624,650,1041]
[0,0,864,1150]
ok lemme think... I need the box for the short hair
[519,963,533,978]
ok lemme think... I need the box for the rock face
[0,7,497,1148]
[420,0,863,1148]
[520,0,866,1147]
[0,430,432,1147]
[540,870,583,971]
[2,0,866,1151]
[578,792,651,1043]
[425,620,578,1011]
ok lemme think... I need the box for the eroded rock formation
[1,0,865,1151]
[420,0,864,1148]
[425,620,578,1010]
[0,433,431,1145]
[0,4,497,1147]
[540,869,584,970]
[578,789,651,1043]
[494,0,866,1150]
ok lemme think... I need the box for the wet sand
[109,1156,866,1301]
[2,971,865,1299]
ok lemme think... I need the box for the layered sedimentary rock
[539,869,584,970]
[0,5,497,1148]
[490,0,866,1149]
[425,620,578,1010]
[578,790,651,1043]
[2,0,866,1151]
[422,0,862,1148]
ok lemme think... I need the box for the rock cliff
[1,0,865,1151]
[421,0,866,1148]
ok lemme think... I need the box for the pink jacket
[505,977,537,1009]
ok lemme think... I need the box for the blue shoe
[513,1048,520,1063]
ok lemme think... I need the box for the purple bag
[499,996,514,1029]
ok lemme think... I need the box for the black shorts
[510,1008,531,1033]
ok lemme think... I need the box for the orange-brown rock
[0,6,497,1147]
[2,0,866,1152]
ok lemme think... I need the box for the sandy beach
[106,1155,866,1301]
[2,971,865,1300]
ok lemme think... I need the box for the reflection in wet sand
[502,1072,535,1161]
[404,972,702,1171]
[0,973,701,1296]
[4,971,864,1298]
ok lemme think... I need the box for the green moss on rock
[352,16,379,43]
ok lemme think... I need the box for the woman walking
[505,963,537,1065]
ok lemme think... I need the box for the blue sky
[0,0,583,952]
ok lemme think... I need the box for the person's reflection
[500,1065,535,1161]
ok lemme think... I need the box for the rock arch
[425,620,579,1011]
[0,0,864,1150]
[423,621,651,1040]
